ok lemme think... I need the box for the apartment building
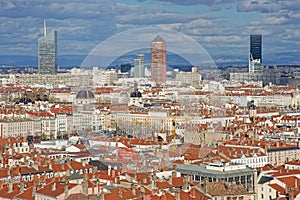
[0,118,35,138]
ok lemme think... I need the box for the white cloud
[2,0,16,9]
[237,0,300,13]
[183,18,213,28]
[0,0,299,65]
[262,16,288,25]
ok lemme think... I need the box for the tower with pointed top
[151,35,166,84]
[38,20,57,74]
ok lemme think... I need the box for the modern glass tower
[249,35,262,73]
[151,35,166,84]
[38,20,57,74]
[133,52,145,78]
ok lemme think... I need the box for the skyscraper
[133,52,145,78]
[38,20,57,74]
[151,35,166,84]
[249,34,262,73]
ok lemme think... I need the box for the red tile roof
[156,181,172,189]
[13,187,34,200]
[36,180,78,197]
[268,183,286,194]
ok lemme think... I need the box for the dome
[19,97,32,104]
[76,89,95,99]
[130,90,142,98]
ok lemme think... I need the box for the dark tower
[250,35,262,62]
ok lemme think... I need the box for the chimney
[66,159,71,168]
[151,171,157,190]
[20,181,25,194]
[118,188,122,197]
[52,182,56,191]
[8,179,13,193]
[183,175,188,191]
[108,165,111,176]
[64,185,69,198]
[289,188,295,200]
[114,176,120,184]
[175,191,180,200]
[131,184,136,196]
[82,178,88,196]
[37,175,41,186]
[203,178,208,194]
[49,161,52,170]
[32,185,36,197]
[100,189,104,200]
[112,169,115,178]
[92,167,97,179]
[190,188,196,198]
[140,186,145,197]
[264,144,268,154]
[32,163,39,170]
[253,170,258,195]
[172,164,177,177]
[66,169,70,176]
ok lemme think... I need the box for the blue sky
[0,0,300,66]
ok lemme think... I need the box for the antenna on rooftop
[43,19,47,37]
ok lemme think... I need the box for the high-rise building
[38,20,57,74]
[133,52,145,78]
[151,35,166,84]
[249,35,262,73]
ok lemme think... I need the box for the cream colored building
[176,67,201,87]
[18,73,78,87]
[18,70,93,87]
[266,145,300,166]
[92,67,118,86]
[41,116,56,139]
[0,118,35,138]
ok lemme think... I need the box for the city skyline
[0,0,300,66]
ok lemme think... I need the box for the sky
[0,0,300,66]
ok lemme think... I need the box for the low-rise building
[0,119,35,138]
[170,162,256,193]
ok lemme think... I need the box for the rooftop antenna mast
[43,19,47,36]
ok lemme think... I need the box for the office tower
[38,20,57,74]
[249,34,262,73]
[151,35,166,84]
[133,52,145,78]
